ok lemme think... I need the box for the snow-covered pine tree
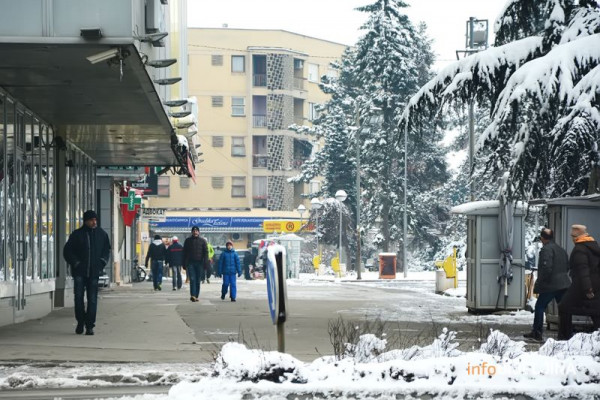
[401,0,600,200]
[353,0,447,255]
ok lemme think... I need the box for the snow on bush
[213,342,306,384]
[479,329,526,359]
[539,331,600,358]
[344,334,387,363]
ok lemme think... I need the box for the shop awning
[0,42,181,168]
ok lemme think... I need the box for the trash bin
[435,269,454,293]
[379,253,396,279]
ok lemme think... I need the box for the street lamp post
[310,198,322,258]
[297,204,306,228]
[335,190,347,270]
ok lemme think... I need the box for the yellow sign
[262,220,301,233]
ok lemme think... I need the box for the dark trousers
[532,289,566,335]
[558,286,600,340]
[188,261,202,298]
[151,260,163,289]
[74,276,99,329]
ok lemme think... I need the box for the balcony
[253,154,268,168]
[293,77,305,90]
[253,196,267,208]
[253,114,267,128]
[292,158,308,169]
[253,74,266,87]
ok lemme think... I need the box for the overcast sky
[187,0,508,70]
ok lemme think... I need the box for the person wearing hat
[166,236,184,290]
[145,234,167,291]
[183,226,209,302]
[218,240,242,302]
[557,224,600,340]
[63,210,111,336]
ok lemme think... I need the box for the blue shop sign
[150,216,278,229]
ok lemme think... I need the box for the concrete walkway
[0,277,539,364]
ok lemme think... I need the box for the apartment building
[147,28,347,247]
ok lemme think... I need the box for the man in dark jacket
[166,236,183,290]
[218,241,242,301]
[145,234,167,291]
[558,224,600,340]
[183,226,209,302]
[524,228,571,341]
[63,210,111,336]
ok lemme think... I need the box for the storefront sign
[150,216,282,231]
[263,220,301,233]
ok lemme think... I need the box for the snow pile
[0,362,209,390]
[165,330,600,399]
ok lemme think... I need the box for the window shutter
[212,136,224,147]
[212,177,224,188]
[212,96,223,107]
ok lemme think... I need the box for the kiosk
[452,200,526,312]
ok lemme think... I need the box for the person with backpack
[166,236,183,291]
[145,234,167,291]
[558,224,600,340]
[218,240,242,302]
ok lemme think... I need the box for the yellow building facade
[147,28,347,248]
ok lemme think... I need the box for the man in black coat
[558,224,600,340]
[524,228,570,341]
[63,210,111,336]
[145,234,167,291]
[183,226,209,302]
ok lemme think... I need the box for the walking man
[558,224,600,340]
[524,228,570,341]
[145,234,167,291]
[218,240,242,302]
[166,236,183,290]
[183,226,209,302]
[63,210,111,336]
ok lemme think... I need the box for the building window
[231,55,245,73]
[212,176,224,188]
[211,54,223,66]
[180,177,190,188]
[253,176,267,208]
[212,96,223,107]
[308,63,319,83]
[310,180,320,195]
[158,176,170,197]
[231,137,246,157]
[212,136,224,147]
[232,176,246,197]
[309,102,320,121]
[231,97,245,116]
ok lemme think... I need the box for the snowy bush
[539,331,600,358]
[479,329,526,359]
[344,334,387,363]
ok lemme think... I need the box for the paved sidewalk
[0,277,538,364]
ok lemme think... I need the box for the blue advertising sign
[150,216,279,230]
